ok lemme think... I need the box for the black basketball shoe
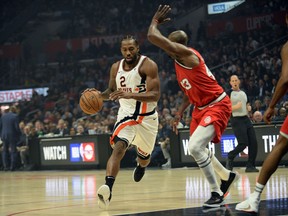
[203,192,224,208]
[133,164,146,182]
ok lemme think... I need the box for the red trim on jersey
[110,102,148,145]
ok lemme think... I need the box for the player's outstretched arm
[147,5,196,64]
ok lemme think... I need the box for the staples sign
[0,87,48,103]
[0,89,32,103]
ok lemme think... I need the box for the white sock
[253,182,265,198]
[207,149,230,181]
[196,154,223,196]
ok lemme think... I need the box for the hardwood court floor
[1,167,288,216]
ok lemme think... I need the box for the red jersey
[174,48,224,107]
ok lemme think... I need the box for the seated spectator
[34,120,46,137]
[252,111,263,123]
[160,117,184,169]
[150,140,165,168]
[184,116,191,128]
[247,102,253,121]
[94,122,104,134]
[263,96,271,110]
[53,119,69,136]
[86,122,96,135]
[160,137,171,168]
[252,99,265,114]
[162,108,172,119]
[159,98,171,111]
[274,107,287,122]
[76,125,86,135]
[19,121,25,132]
[150,119,171,167]
[69,127,76,136]
[17,125,31,170]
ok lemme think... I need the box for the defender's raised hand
[152,5,171,24]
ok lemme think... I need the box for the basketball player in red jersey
[236,12,288,213]
[148,5,239,208]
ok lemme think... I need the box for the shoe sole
[235,204,258,213]
[97,185,110,209]
[223,171,240,198]
[202,206,226,213]
[202,200,225,208]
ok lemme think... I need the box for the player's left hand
[153,5,172,24]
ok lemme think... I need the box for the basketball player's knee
[188,142,202,159]
[113,141,127,156]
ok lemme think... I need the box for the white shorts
[110,110,158,158]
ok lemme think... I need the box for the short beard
[125,55,138,65]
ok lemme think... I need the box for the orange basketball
[79,90,103,114]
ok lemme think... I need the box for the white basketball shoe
[235,194,260,213]
[97,185,111,209]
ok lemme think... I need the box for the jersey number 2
[120,76,126,87]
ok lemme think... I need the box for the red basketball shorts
[190,96,232,143]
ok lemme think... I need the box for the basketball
[79,90,103,114]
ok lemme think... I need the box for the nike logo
[236,204,255,213]
[243,206,255,212]
[153,118,157,120]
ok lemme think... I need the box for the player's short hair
[121,35,139,46]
